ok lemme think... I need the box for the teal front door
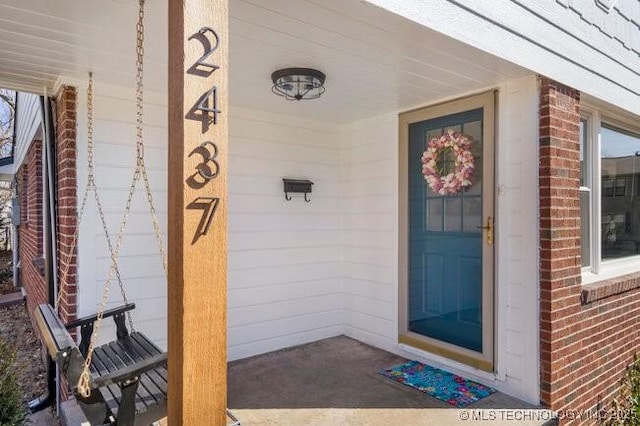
[400,92,495,370]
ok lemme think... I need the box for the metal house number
[192,26,220,70]
[187,26,223,243]
[189,141,220,183]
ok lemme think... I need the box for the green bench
[34,303,168,425]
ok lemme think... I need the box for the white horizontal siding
[14,91,41,169]
[366,0,640,115]
[74,83,344,356]
[495,76,540,403]
[556,0,640,56]
[339,78,540,404]
[227,107,343,360]
[72,73,540,404]
[74,80,169,350]
[341,112,399,353]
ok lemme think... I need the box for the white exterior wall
[73,81,344,356]
[13,92,42,170]
[341,113,399,353]
[341,76,540,404]
[73,74,540,402]
[227,107,343,360]
[494,76,539,403]
[74,81,169,347]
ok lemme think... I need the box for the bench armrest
[66,303,136,329]
[91,352,167,389]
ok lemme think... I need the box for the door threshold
[399,334,493,372]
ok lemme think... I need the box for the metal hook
[285,192,292,201]
[304,193,311,203]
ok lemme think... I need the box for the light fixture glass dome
[271,68,326,101]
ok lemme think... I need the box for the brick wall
[54,86,78,402]
[18,88,78,403]
[55,86,77,327]
[539,76,640,424]
[17,140,46,326]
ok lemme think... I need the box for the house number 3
[189,141,220,182]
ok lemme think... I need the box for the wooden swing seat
[35,303,168,426]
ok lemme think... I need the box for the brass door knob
[476,216,493,245]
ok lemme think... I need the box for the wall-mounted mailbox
[283,178,313,202]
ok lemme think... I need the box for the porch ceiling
[0,0,529,123]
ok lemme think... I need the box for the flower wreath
[421,129,475,195]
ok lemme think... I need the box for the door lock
[477,216,493,245]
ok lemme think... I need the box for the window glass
[580,120,588,187]
[601,125,640,261]
[579,119,590,267]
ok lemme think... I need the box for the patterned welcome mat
[379,360,496,407]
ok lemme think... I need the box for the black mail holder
[283,178,313,202]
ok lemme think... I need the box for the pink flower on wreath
[421,129,475,195]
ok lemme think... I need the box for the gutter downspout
[11,94,18,288]
[28,92,58,413]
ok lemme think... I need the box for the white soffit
[365,0,640,116]
[0,0,528,123]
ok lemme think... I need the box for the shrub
[605,354,640,425]
[0,338,26,426]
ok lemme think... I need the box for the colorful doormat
[379,360,496,407]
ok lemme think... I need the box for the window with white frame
[579,118,591,268]
[581,110,640,277]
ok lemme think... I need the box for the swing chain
[78,0,167,397]
[55,73,133,329]
[75,72,136,397]
[135,0,167,273]
[88,74,135,333]
[136,0,145,163]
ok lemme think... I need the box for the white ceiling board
[228,0,528,122]
[0,0,529,123]
[0,0,167,91]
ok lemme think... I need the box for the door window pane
[426,129,443,141]
[463,120,483,196]
[444,198,462,232]
[601,125,640,261]
[427,198,443,232]
[463,197,482,233]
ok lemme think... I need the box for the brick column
[538,76,640,425]
[54,86,77,402]
[538,77,582,410]
[54,86,77,327]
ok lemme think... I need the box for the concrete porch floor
[227,336,556,425]
[62,336,555,425]
[229,335,536,410]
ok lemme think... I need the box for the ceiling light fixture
[271,67,326,101]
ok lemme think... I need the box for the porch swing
[34,1,169,424]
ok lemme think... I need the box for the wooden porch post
[168,1,228,425]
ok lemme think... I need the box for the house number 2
[187,26,223,243]
[192,26,220,70]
